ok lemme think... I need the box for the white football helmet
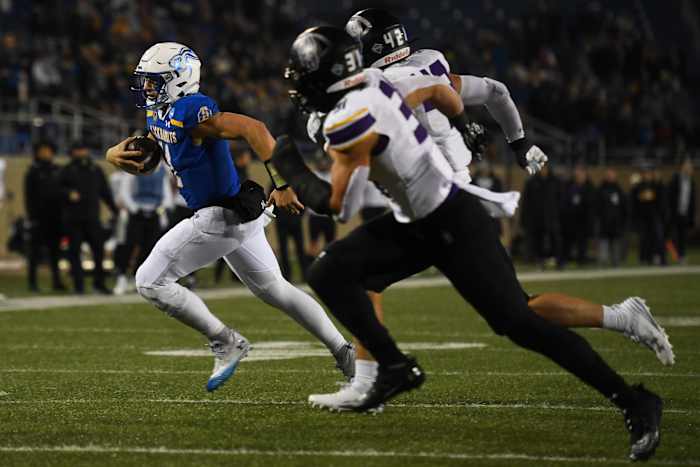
[131,42,201,109]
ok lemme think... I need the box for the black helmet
[345,8,410,69]
[285,26,366,114]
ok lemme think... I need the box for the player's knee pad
[136,281,185,318]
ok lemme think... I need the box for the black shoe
[623,384,663,462]
[354,356,425,412]
[29,284,40,293]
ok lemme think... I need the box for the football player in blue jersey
[105,42,354,392]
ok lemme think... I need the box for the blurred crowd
[1,0,698,155]
[517,159,696,269]
[443,1,699,152]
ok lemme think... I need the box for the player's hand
[460,121,488,161]
[106,136,145,173]
[510,138,548,175]
[450,113,488,161]
[267,188,304,215]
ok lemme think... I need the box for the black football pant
[65,220,106,292]
[115,211,161,275]
[275,217,308,282]
[308,188,634,407]
[27,220,63,289]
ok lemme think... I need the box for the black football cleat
[623,384,663,462]
[354,356,425,412]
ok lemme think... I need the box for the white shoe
[206,328,250,392]
[619,297,675,366]
[113,275,128,296]
[333,343,356,381]
[309,383,384,413]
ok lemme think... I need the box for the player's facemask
[131,72,172,109]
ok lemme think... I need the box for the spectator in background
[668,158,696,264]
[597,168,627,267]
[273,186,308,282]
[631,164,667,265]
[560,165,596,266]
[113,165,172,295]
[24,142,65,292]
[307,156,336,258]
[521,164,562,268]
[60,142,117,294]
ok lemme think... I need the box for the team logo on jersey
[197,106,212,123]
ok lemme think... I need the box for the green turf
[0,274,699,466]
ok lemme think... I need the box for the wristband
[264,159,289,190]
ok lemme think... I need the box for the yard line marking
[0,445,697,465]
[2,368,699,378]
[2,265,699,312]
[143,341,486,361]
[0,398,694,414]
[657,317,700,327]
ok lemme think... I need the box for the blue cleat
[206,328,250,392]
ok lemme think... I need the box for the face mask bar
[130,72,171,109]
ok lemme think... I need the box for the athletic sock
[602,304,628,332]
[352,359,378,392]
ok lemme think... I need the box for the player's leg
[309,291,383,411]
[528,293,673,364]
[223,218,354,379]
[307,213,430,410]
[66,221,86,293]
[134,210,250,391]
[432,191,662,460]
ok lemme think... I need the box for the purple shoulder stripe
[326,113,376,147]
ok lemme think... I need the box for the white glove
[522,145,548,175]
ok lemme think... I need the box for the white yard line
[0,398,694,415]
[1,368,698,379]
[0,445,697,465]
[2,265,699,313]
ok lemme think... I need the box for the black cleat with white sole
[623,384,663,462]
[354,356,425,412]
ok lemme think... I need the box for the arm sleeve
[459,75,524,143]
[335,166,370,223]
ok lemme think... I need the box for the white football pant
[134,206,346,353]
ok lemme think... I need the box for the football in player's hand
[127,136,163,174]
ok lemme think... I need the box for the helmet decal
[293,33,330,73]
[345,16,372,39]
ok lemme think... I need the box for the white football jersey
[383,49,471,175]
[323,68,453,223]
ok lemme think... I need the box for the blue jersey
[146,93,239,210]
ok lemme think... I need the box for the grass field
[1,272,699,466]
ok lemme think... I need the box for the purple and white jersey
[383,49,471,181]
[323,68,453,223]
